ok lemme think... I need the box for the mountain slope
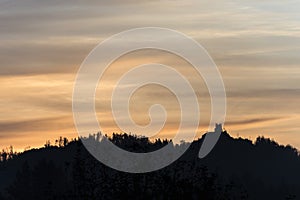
[0,131,299,200]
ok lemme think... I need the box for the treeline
[0,131,299,200]
[0,146,16,163]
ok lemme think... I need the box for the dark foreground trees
[0,132,299,200]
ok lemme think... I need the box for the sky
[0,0,300,151]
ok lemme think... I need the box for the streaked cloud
[225,116,284,126]
[0,0,300,150]
[0,116,73,135]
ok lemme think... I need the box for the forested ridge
[0,130,299,200]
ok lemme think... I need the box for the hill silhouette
[0,130,299,200]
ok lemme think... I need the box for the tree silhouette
[1,131,300,199]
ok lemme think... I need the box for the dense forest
[0,130,299,200]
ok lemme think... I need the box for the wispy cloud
[0,116,72,135]
[225,116,284,126]
[0,0,300,150]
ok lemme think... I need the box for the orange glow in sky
[0,0,300,151]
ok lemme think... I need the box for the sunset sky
[0,0,300,151]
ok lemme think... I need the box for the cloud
[0,116,74,136]
[1,0,300,149]
[0,40,93,76]
[227,89,300,99]
[225,116,284,126]
[1,0,300,76]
